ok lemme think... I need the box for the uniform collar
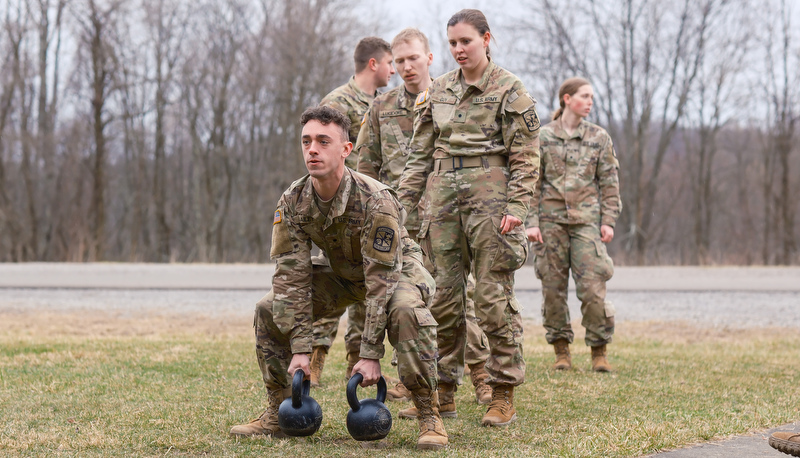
[446,58,497,96]
[348,76,376,104]
[299,169,354,229]
[553,117,588,141]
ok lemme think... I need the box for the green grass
[1,323,798,457]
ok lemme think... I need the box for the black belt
[434,155,507,172]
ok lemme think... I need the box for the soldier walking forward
[355,28,492,408]
[397,9,541,427]
[229,107,447,450]
[310,37,396,386]
[525,77,621,372]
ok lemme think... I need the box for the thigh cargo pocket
[490,218,529,273]
[592,240,614,281]
[417,219,436,275]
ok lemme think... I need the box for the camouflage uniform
[397,60,541,387]
[312,76,378,361]
[356,84,490,369]
[526,119,621,347]
[256,169,439,393]
[320,77,376,169]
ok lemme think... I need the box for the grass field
[1,313,798,457]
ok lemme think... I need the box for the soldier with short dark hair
[229,106,448,451]
[310,37,396,386]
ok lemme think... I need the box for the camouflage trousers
[532,221,615,346]
[420,165,526,386]
[253,263,439,393]
[310,305,364,357]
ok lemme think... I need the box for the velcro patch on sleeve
[270,210,294,259]
[361,111,368,126]
[508,91,535,113]
[365,213,399,265]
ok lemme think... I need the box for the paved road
[1,263,799,457]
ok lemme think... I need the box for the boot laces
[488,388,511,414]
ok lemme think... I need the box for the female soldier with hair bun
[525,77,621,373]
[397,8,540,427]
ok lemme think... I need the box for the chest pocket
[579,141,602,178]
[341,226,362,263]
[380,118,409,156]
[432,96,457,133]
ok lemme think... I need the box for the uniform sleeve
[596,134,621,227]
[502,85,541,223]
[355,106,381,180]
[269,195,314,354]
[526,145,544,228]
[397,93,434,224]
[358,191,405,360]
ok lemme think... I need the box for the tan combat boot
[553,339,572,370]
[469,362,492,405]
[229,386,290,437]
[769,431,800,456]
[344,350,359,380]
[399,382,457,419]
[591,344,612,372]
[482,384,516,427]
[309,346,327,388]
[412,389,449,450]
[386,381,412,402]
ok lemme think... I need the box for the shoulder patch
[373,226,395,253]
[361,112,368,126]
[270,210,294,259]
[523,110,541,132]
[416,88,429,106]
[364,213,399,265]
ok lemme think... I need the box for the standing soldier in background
[309,36,395,387]
[356,28,492,407]
[230,106,448,450]
[525,77,621,372]
[397,9,540,427]
[320,36,395,170]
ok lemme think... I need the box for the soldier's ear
[342,141,353,158]
[368,57,378,71]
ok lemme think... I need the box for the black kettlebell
[346,373,392,441]
[277,369,323,437]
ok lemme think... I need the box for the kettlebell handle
[346,373,388,411]
[291,369,310,408]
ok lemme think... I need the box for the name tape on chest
[380,109,406,118]
[473,96,499,104]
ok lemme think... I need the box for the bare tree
[72,0,124,260]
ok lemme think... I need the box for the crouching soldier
[229,106,448,451]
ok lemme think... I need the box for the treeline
[0,0,797,265]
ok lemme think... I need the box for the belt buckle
[452,156,463,170]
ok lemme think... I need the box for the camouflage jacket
[355,84,423,231]
[526,119,621,228]
[397,60,541,223]
[270,168,419,359]
[320,77,376,169]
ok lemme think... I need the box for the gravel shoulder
[2,263,799,291]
